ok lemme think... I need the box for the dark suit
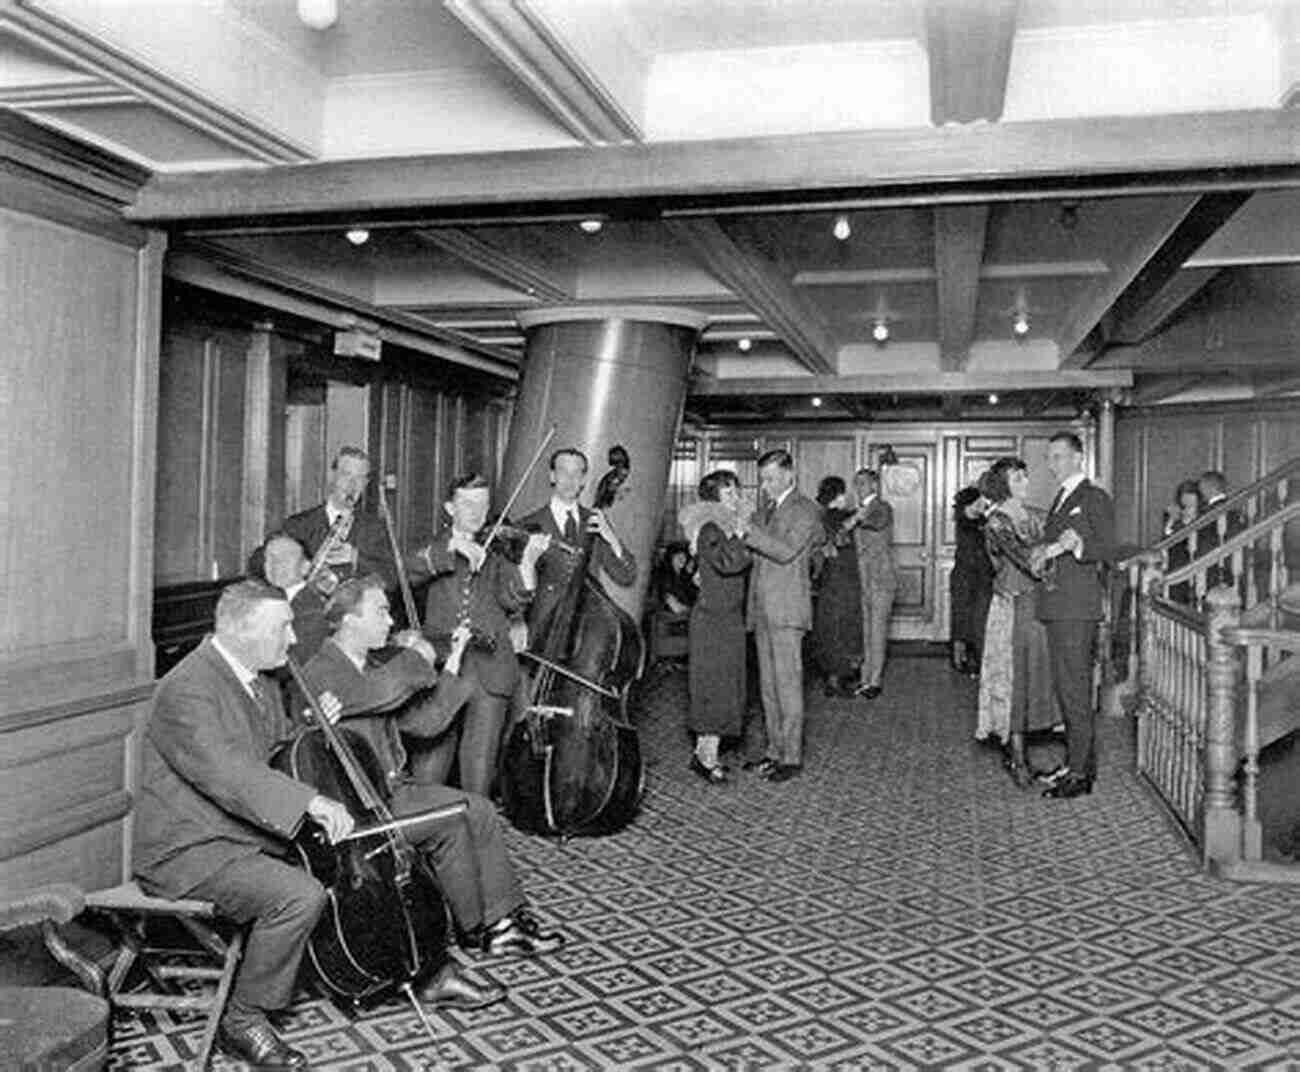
[283,503,396,589]
[852,497,897,688]
[133,639,324,1010]
[300,642,525,933]
[1195,496,1247,593]
[404,530,533,795]
[745,489,823,766]
[518,502,637,654]
[1037,478,1115,779]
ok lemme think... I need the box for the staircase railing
[1106,461,1300,717]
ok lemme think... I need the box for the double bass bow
[272,658,465,1053]
[500,444,645,837]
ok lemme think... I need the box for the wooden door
[865,441,938,640]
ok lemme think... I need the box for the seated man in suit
[283,446,395,590]
[299,575,564,962]
[132,581,498,1072]
[518,447,637,652]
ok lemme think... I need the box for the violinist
[283,446,395,589]
[518,447,637,651]
[405,472,549,796]
[300,577,564,961]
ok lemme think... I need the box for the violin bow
[478,422,557,559]
[378,488,421,629]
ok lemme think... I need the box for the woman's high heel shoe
[689,755,728,784]
[1007,760,1033,790]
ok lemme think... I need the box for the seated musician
[518,447,637,649]
[132,581,501,1072]
[300,576,564,961]
[283,446,395,589]
[404,472,550,796]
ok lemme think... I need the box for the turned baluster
[1202,586,1243,869]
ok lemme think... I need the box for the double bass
[499,445,645,836]
[272,659,464,1048]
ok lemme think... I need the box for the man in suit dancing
[743,449,823,782]
[282,446,395,590]
[1033,432,1115,799]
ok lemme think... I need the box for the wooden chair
[39,882,245,1072]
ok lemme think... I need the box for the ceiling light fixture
[345,227,370,246]
[988,393,999,405]
[811,396,823,408]
[297,0,339,31]
[833,214,852,241]
[578,219,603,234]
[737,337,753,352]
[871,318,889,344]
[1013,311,1030,338]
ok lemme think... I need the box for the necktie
[1048,486,1065,515]
[563,510,579,544]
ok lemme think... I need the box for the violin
[474,517,580,564]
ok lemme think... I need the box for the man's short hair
[1200,470,1228,497]
[332,446,369,470]
[215,580,287,633]
[550,448,589,474]
[1049,431,1084,454]
[251,530,302,583]
[446,472,490,501]
[757,448,793,471]
[323,575,385,630]
[855,467,879,485]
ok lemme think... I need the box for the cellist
[132,581,503,1072]
[299,576,565,960]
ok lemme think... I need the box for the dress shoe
[689,755,728,784]
[766,763,802,783]
[416,962,506,1010]
[854,683,882,700]
[1043,774,1093,799]
[744,757,778,777]
[1006,760,1033,790]
[483,908,565,958]
[216,1012,308,1070]
[1035,764,1070,786]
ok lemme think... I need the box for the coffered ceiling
[3,0,1300,422]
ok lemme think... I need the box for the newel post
[1202,586,1243,869]
[1133,553,1162,767]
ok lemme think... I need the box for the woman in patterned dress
[976,456,1060,787]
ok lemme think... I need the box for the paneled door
[865,441,938,640]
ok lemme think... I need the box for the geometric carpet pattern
[109,656,1300,1070]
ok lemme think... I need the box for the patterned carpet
[109,656,1299,1071]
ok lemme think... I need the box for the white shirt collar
[549,495,580,530]
[211,636,259,698]
[283,580,305,603]
[860,492,878,508]
[773,485,795,508]
[1059,473,1086,500]
[325,501,343,525]
[1206,493,1227,506]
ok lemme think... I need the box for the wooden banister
[1161,499,1300,586]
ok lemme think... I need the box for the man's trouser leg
[755,625,780,763]
[769,627,806,765]
[188,854,326,1011]
[1045,619,1098,779]
[457,685,509,798]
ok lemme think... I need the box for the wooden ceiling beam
[1094,340,1300,374]
[1253,372,1300,398]
[127,110,1300,225]
[1128,375,1205,405]
[926,0,1019,124]
[689,369,1131,397]
[666,218,837,375]
[1105,266,1221,345]
[934,204,990,371]
[414,228,571,303]
[444,0,641,145]
[1058,192,1250,368]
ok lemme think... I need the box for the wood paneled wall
[1113,400,1300,550]
[0,161,162,894]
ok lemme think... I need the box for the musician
[260,532,329,664]
[518,447,637,649]
[282,446,395,589]
[300,576,564,960]
[405,472,549,795]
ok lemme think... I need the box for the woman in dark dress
[950,485,994,675]
[1163,478,1202,605]
[809,475,863,696]
[678,469,751,783]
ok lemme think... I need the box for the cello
[273,658,464,1051]
[499,445,645,837]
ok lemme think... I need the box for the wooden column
[502,306,707,615]
[1202,585,1243,869]
[1096,391,1117,491]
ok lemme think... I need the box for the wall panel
[0,159,161,894]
